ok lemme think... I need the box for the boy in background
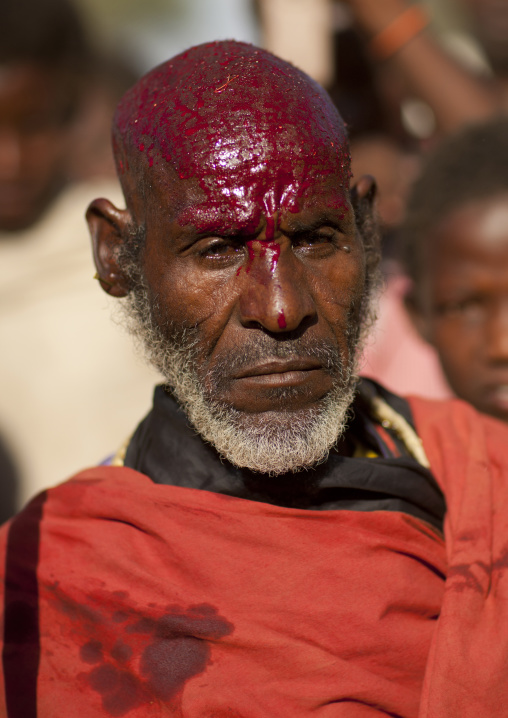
[401,118,508,422]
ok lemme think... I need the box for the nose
[485,298,508,362]
[238,240,316,333]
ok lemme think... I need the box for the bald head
[112,41,351,229]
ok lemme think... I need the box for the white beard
[120,284,361,476]
[153,341,356,476]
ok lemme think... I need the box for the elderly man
[1,41,507,718]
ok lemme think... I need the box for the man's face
[140,157,365,406]
[91,42,377,473]
[118,127,370,473]
[415,193,508,422]
[0,63,71,231]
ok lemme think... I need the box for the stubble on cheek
[132,246,367,406]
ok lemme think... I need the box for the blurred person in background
[0,0,159,510]
[401,118,508,423]
[351,139,452,400]
[339,0,508,135]
[0,0,90,232]
[325,23,444,395]
[65,51,140,183]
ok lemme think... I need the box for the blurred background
[3,0,508,515]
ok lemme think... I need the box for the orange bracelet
[369,5,429,61]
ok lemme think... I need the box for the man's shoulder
[0,465,149,541]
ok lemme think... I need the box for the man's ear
[350,174,377,213]
[86,198,132,297]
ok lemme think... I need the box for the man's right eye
[197,240,242,261]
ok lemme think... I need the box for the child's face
[413,192,508,422]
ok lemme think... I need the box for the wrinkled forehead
[114,42,350,226]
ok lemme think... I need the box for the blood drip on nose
[243,238,286,328]
[244,239,280,278]
[266,241,280,272]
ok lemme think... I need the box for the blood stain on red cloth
[88,665,144,716]
[75,599,233,715]
[80,640,104,664]
[447,542,508,593]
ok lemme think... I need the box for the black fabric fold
[124,379,445,532]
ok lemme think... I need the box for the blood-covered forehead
[114,41,351,230]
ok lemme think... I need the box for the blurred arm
[258,0,334,86]
[343,0,500,133]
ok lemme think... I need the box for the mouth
[236,358,323,379]
[203,332,346,412]
[234,358,327,387]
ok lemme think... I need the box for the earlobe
[86,198,132,298]
[350,175,378,237]
[350,174,377,207]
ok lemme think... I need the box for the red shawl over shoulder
[409,396,508,717]
[0,396,507,717]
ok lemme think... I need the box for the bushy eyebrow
[283,209,350,235]
[173,201,352,246]
[187,217,348,244]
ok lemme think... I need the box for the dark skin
[88,42,377,448]
[409,192,508,422]
[88,159,375,425]
[0,63,72,231]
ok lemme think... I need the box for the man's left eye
[303,233,330,246]
[294,229,338,251]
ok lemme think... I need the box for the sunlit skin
[135,171,363,417]
[88,42,375,424]
[410,192,508,422]
[0,63,71,231]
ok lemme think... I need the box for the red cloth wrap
[408,396,508,718]
[0,396,507,716]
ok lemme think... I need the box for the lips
[220,354,335,412]
[231,358,326,392]
[235,358,323,379]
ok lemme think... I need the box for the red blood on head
[113,41,351,232]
